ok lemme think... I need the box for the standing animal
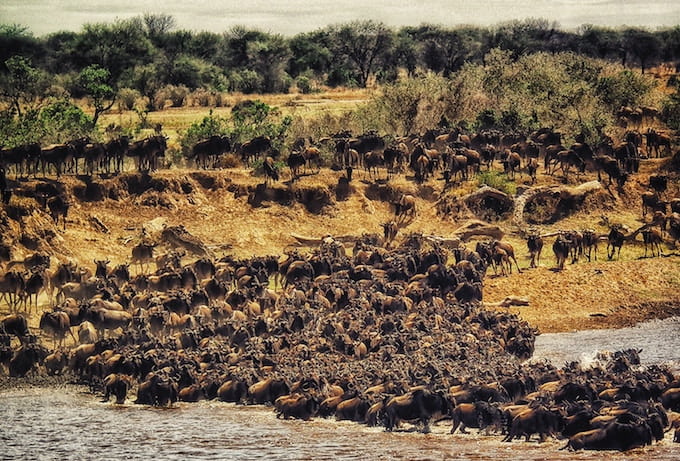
[553,233,571,270]
[641,228,663,257]
[47,195,69,231]
[607,225,626,260]
[39,310,75,347]
[262,156,279,187]
[394,194,417,220]
[526,233,543,268]
[383,388,452,433]
[131,242,157,273]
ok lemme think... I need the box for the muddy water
[1,387,678,461]
[533,316,680,372]
[2,319,680,460]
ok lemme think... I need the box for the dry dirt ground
[2,157,679,335]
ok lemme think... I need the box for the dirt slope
[2,158,679,334]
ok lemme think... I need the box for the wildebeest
[127,136,167,172]
[239,136,272,165]
[500,150,521,178]
[581,229,599,261]
[641,192,667,218]
[39,310,74,347]
[8,342,49,377]
[641,228,663,257]
[190,135,231,169]
[526,233,543,268]
[131,242,157,273]
[607,225,626,260]
[594,155,627,187]
[286,152,306,179]
[262,156,279,187]
[503,406,564,442]
[47,195,70,230]
[102,373,135,404]
[383,388,451,433]
[1,313,30,339]
[451,402,503,435]
[563,418,653,451]
[553,233,571,270]
[394,194,417,221]
[0,271,25,310]
[39,143,76,177]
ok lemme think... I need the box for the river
[1,317,680,460]
[1,1,678,36]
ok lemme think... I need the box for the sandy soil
[2,157,679,335]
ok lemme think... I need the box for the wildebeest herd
[1,123,679,452]
[1,230,679,451]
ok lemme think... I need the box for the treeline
[1,15,680,150]
[2,15,679,96]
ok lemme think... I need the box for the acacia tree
[0,56,47,116]
[621,28,661,74]
[328,21,394,87]
[78,65,116,128]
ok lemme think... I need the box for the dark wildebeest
[286,152,305,180]
[105,136,130,173]
[1,313,30,339]
[500,150,521,179]
[641,191,667,218]
[607,225,626,260]
[83,143,107,176]
[190,135,231,169]
[262,156,279,187]
[492,240,521,273]
[594,155,627,187]
[553,233,571,270]
[641,228,663,257]
[39,310,75,347]
[503,406,564,442]
[644,128,672,158]
[383,388,452,433]
[127,136,167,172]
[47,195,70,230]
[581,229,599,261]
[526,233,543,268]
[39,143,76,177]
[394,194,417,221]
[239,136,272,165]
[2,143,41,178]
[0,271,25,311]
[131,242,157,273]
[525,158,539,184]
[556,150,586,180]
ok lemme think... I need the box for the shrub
[476,170,517,195]
[117,88,141,111]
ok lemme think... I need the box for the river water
[1,0,678,36]
[1,317,680,460]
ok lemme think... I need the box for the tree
[621,28,661,74]
[78,65,116,127]
[72,18,154,81]
[143,13,176,39]
[0,24,41,71]
[246,34,291,93]
[328,21,395,87]
[287,31,332,78]
[0,56,47,116]
[417,25,485,76]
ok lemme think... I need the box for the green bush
[117,88,141,111]
[476,170,517,195]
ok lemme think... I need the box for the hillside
[1,156,679,334]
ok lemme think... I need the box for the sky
[1,0,678,36]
